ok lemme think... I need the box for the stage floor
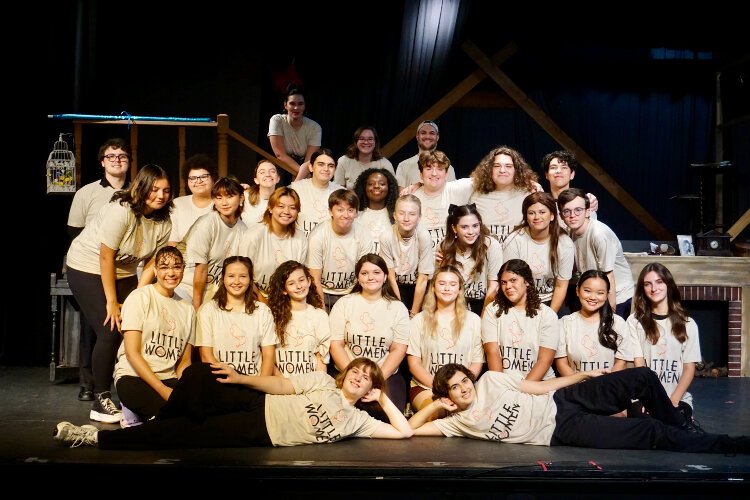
[1,366,748,496]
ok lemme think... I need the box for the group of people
[55,92,746,455]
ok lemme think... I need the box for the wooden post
[462,40,673,241]
[217,114,229,177]
[380,43,518,158]
[178,127,186,196]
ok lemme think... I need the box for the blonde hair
[420,266,468,342]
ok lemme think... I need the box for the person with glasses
[395,121,456,191]
[113,246,195,428]
[67,138,131,403]
[269,86,321,178]
[541,150,598,229]
[66,164,173,423]
[168,154,218,252]
[557,188,634,318]
[332,126,395,190]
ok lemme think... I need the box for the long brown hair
[633,263,689,345]
[511,192,566,277]
[212,256,258,314]
[267,260,323,347]
[350,254,399,300]
[439,204,491,280]
[111,163,173,222]
[470,146,538,194]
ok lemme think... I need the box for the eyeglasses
[103,154,129,162]
[357,137,375,143]
[187,174,211,183]
[157,264,185,272]
[560,207,586,217]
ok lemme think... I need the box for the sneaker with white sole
[53,421,98,448]
[90,391,122,423]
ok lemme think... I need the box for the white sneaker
[53,421,98,447]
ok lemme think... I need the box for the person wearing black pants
[409,364,747,454]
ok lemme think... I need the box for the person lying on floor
[408,364,748,454]
[53,357,413,449]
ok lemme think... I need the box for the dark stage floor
[1,366,748,496]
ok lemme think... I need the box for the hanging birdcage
[46,134,76,194]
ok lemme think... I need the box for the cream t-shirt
[195,300,277,375]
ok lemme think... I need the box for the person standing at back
[395,121,456,190]
[269,86,322,178]
[67,138,130,402]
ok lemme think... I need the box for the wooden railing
[50,113,292,196]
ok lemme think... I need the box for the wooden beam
[728,207,750,241]
[462,40,674,241]
[380,42,518,158]
[225,128,297,176]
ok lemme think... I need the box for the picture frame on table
[677,234,695,256]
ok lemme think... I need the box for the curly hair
[212,256,258,315]
[510,192,566,277]
[421,266,468,342]
[268,260,323,347]
[541,150,579,173]
[577,270,618,351]
[111,163,173,222]
[439,204,491,280]
[492,259,541,317]
[181,154,218,186]
[344,126,384,161]
[352,167,398,223]
[633,263,689,345]
[471,146,538,194]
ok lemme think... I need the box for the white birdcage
[46,134,76,194]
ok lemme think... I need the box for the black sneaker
[90,391,122,423]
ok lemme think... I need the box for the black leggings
[66,268,137,393]
[551,367,733,453]
[98,363,272,450]
[115,376,178,420]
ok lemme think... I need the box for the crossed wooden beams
[381,41,673,241]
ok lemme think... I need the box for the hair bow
[448,203,476,216]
